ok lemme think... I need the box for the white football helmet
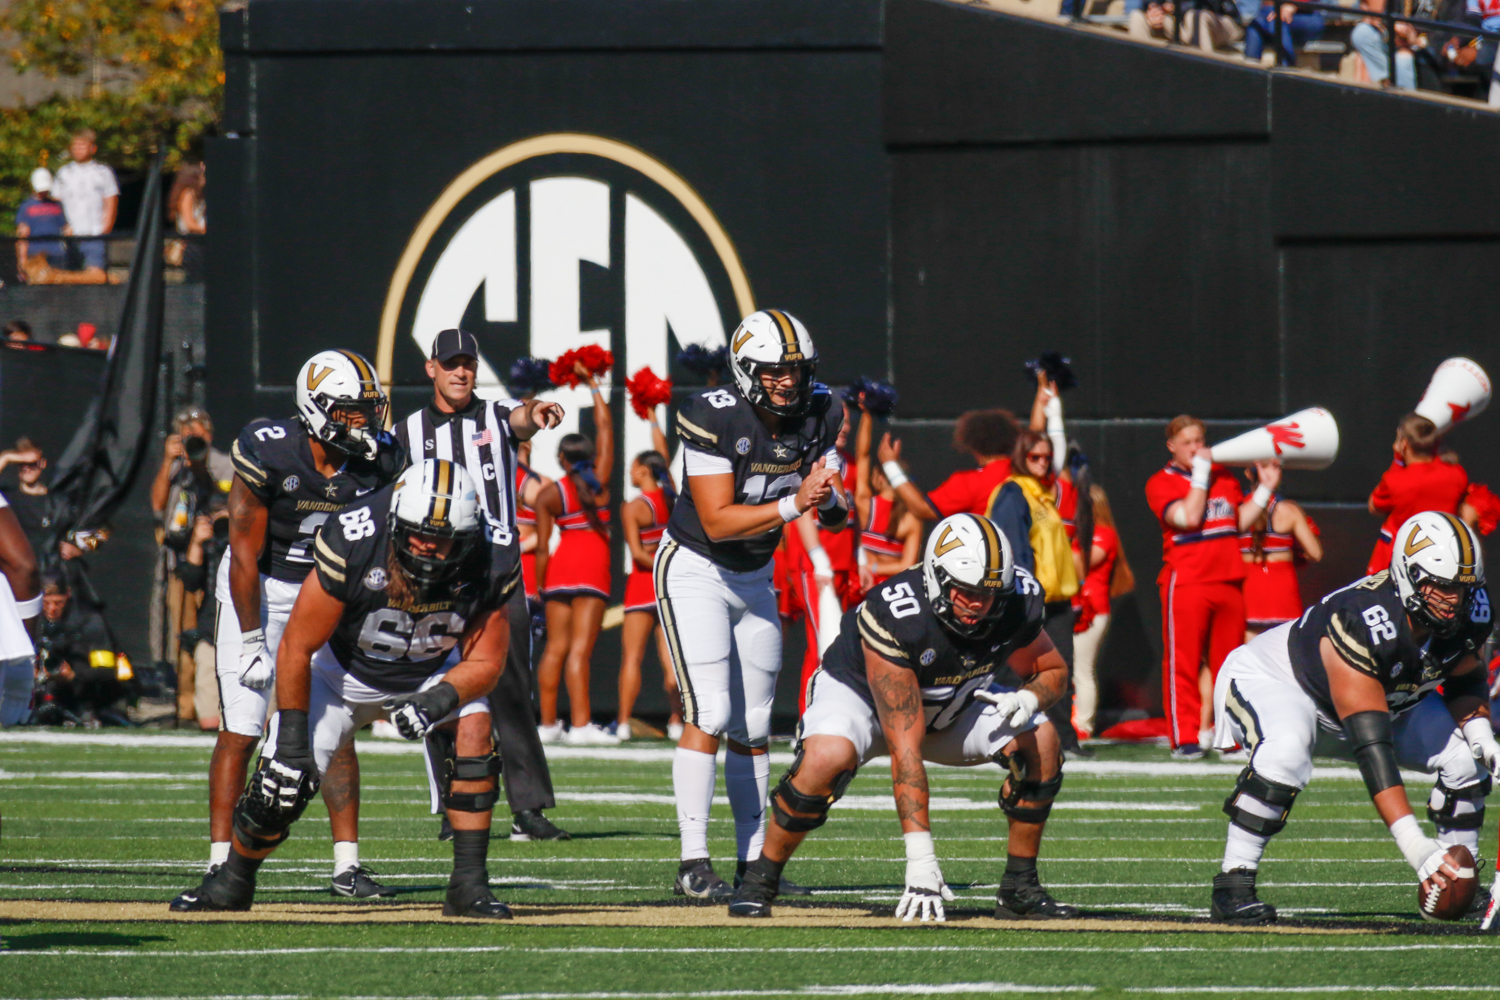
[728,309,818,417]
[294,349,388,460]
[390,459,484,591]
[922,513,1015,638]
[1390,510,1485,638]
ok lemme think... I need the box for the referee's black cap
[431,328,480,364]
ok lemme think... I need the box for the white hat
[29,168,51,193]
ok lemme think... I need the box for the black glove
[383,681,460,740]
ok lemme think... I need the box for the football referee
[395,328,571,841]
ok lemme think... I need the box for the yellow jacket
[987,475,1078,603]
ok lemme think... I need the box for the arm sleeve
[683,445,733,477]
[230,425,276,502]
[988,484,1035,574]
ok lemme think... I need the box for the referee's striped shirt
[394,397,520,547]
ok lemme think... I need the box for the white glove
[974,687,1040,728]
[1390,814,1446,875]
[1462,717,1500,781]
[894,831,955,923]
[238,628,274,690]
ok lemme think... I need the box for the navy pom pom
[1023,351,1077,391]
[841,377,899,417]
[507,356,554,396]
[677,343,730,379]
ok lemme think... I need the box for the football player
[181,349,406,901]
[1210,511,1496,924]
[657,308,845,899]
[728,513,1076,921]
[170,459,520,917]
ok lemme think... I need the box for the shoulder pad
[857,599,915,664]
[313,493,388,601]
[807,382,833,419]
[1326,602,1398,678]
[231,418,292,494]
[676,389,740,453]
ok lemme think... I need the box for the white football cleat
[565,723,621,746]
[537,722,564,744]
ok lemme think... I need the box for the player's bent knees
[995,741,1064,824]
[1222,766,1301,836]
[429,726,502,813]
[1428,774,1490,831]
[690,692,732,740]
[771,742,858,834]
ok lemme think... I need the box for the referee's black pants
[1041,600,1078,753]
[490,592,556,814]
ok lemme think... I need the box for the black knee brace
[770,750,856,833]
[429,729,502,813]
[995,748,1064,823]
[1428,774,1491,831]
[1222,766,1300,836]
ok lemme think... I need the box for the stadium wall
[207,0,1500,726]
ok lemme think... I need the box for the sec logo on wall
[379,134,755,487]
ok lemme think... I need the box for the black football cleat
[169,863,255,912]
[511,809,571,842]
[995,869,1079,920]
[443,879,513,919]
[737,859,810,896]
[1211,868,1277,925]
[330,865,396,899]
[728,860,780,918]
[673,858,733,902]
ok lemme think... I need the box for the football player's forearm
[274,646,313,711]
[701,504,791,541]
[1022,664,1068,712]
[228,548,262,632]
[889,742,931,833]
[445,658,504,702]
[1371,784,1414,827]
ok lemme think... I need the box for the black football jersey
[229,418,407,584]
[820,565,1048,732]
[667,382,843,572]
[311,485,521,692]
[1288,571,1493,721]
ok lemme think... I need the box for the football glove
[1462,717,1500,781]
[238,628,274,690]
[384,681,461,740]
[894,831,954,923]
[1390,814,1446,875]
[974,687,1040,728]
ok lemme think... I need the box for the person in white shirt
[0,490,41,725]
[50,129,118,272]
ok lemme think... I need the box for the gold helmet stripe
[337,349,378,388]
[969,513,1003,574]
[1439,511,1475,574]
[431,460,452,524]
[766,309,799,359]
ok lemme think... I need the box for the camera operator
[150,407,232,725]
[33,575,126,726]
[174,510,228,730]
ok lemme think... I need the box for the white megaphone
[1209,407,1340,471]
[1415,357,1490,434]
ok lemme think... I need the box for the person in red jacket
[1145,415,1280,759]
[1366,413,1469,575]
[882,409,1019,522]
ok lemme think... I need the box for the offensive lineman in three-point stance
[730,513,1079,922]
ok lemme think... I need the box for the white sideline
[4,989,1097,1000]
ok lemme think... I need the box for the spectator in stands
[0,439,48,553]
[174,512,225,731]
[1244,1,1325,65]
[51,129,118,276]
[14,169,67,283]
[5,321,32,343]
[33,574,125,726]
[1127,0,1179,42]
[1128,0,1243,52]
[891,408,1018,522]
[1350,0,1421,89]
[166,162,206,274]
[1465,0,1500,104]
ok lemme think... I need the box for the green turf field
[2,730,1498,999]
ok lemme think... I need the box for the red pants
[1160,575,1245,748]
[796,569,861,713]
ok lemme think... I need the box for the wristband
[14,594,40,618]
[1190,454,1212,492]
[823,450,843,473]
[1250,484,1273,510]
[904,830,937,861]
[242,628,267,652]
[819,488,842,511]
[882,461,909,489]
[809,546,833,576]
[276,708,311,758]
[857,546,869,567]
[1389,814,1435,870]
[778,494,800,524]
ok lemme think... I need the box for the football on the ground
[1418,845,1477,921]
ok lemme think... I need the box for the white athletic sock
[1221,823,1271,872]
[209,841,230,870]
[726,750,771,862]
[1437,824,1480,862]
[333,840,359,876]
[673,747,718,862]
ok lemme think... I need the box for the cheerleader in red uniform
[535,368,615,745]
[1240,465,1322,641]
[853,402,920,586]
[616,416,684,741]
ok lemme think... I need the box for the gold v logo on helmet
[306,365,334,392]
[933,525,963,557]
[1403,530,1434,558]
[732,328,754,353]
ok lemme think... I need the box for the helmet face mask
[390,459,483,595]
[922,514,1015,639]
[1390,511,1485,640]
[728,310,819,418]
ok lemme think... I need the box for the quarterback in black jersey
[1209,511,1497,925]
[185,348,406,904]
[658,309,848,901]
[171,460,520,918]
[728,513,1078,922]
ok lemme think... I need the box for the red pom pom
[626,367,674,421]
[1465,483,1500,536]
[549,345,615,388]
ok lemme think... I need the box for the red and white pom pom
[626,366,673,421]
[549,345,615,388]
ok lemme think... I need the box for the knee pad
[1222,766,1300,836]
[1428,774,1491,831]
[995,748,1063,823]
[770,750,856,834]
[429,729,502,813]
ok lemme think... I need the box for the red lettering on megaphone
[1266,422,1305,455]
[1449,402,1471,424]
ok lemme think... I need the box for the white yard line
[1,989,1097,1000]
